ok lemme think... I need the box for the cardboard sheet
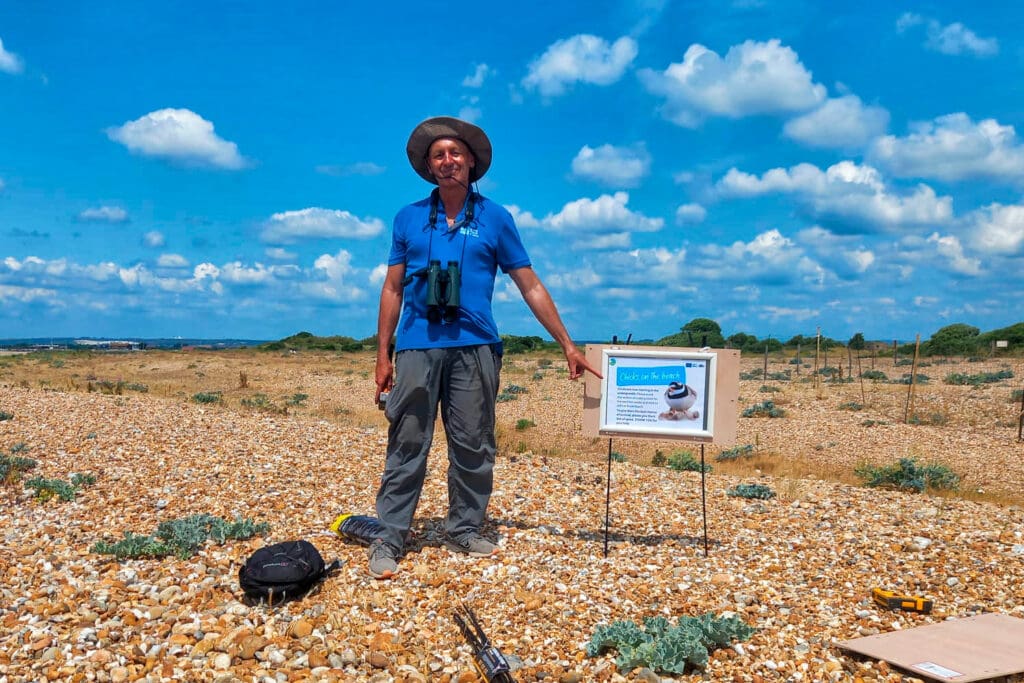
[837,613,1024,682]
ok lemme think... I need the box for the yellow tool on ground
[872,587,933,614]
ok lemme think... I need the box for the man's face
[427,137,475,188]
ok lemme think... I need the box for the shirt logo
[459,226,479,238]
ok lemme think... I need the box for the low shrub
[285,393,309,406]
[759,385,781,393]
[860,369,887,381]
[908,412,948,426]
[854,457,959,493]
[586,614,755,674]
[1,447,37,484]
[192,392,222,404]
[651,450,666,467]
[726,483,776,499]
[945,370,1014,386]
[667,450,709,472]
[838,402,864,411]
[515,418,535,431]
[93,514,270,560]
[742,401,785,418]
[1011,389,1023,402]
[714,444,754,462]
[610,451,627,463]
[0,411,13,421]
[891,373,929,384]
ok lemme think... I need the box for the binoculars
[426,260,460,324]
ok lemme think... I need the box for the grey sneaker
[444,533,499,557]
[367,538,398,579]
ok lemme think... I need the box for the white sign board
[598,348,717,440]
[996,340,1009,348]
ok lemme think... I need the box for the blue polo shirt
[388,193,531,351]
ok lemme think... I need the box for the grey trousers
[374,345,501,550]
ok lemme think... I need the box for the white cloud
[77,206,129,223]
[570,144,651,187]
[896,12,924,32]
[505,205,542,229]
[143,231,165,248]
[870,113,1024,183]
[968,202,1024,254]
[457,105,482,123]
[462,63,493,88]
[0,38,23,74]
[638,39,826,127]
[303,250,363,301]
[675,203,707,224]
[369,263,389,286]
[261,207,385,244]
[315,162,385,177]
[783,95,890,149]
[106,108,248,169]
[157,253,189,268]
[542,192,663,242]
[717,161,953,232]
[844,248,875,273]
[897,13,998,57]
[926,233,982,275]
[220,262,274,285]
[522,34,638,96]
[0,285,56,303]
[265,247,297,261]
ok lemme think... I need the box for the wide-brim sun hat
[406,116,492,184]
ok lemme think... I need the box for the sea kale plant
[854,457,959,493]
[727,483,776,500]
[587,613,755,675]
[93,513,270,560]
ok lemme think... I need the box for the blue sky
[1,2,1021,343]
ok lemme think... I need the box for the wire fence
[741,342,1024,440]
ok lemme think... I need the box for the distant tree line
[654,318,1024,357]
[263,319,1024,357]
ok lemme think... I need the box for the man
[369,116,601,579]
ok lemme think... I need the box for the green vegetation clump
[497,384,529,403]
[240,393,285,413]
[25,473,96,502]
[586,614,755,674]
[860,370,887,381]
[759,385,781,393]
[1,445,37,484]
[742,401,785,418]
[727,483,776,499]
[92,514,270,560]
[285,393,308,406]
[515,418,535,431]
[714,444,754,461]
[838,402,864,411]
[667,450,709,472]
[892,373,929,384]
[944,370,1013,386]
[610,451,627,463]
[1011,389,1023,402]
[0,411,13,421]
[651,450,666,467]
[908,412,948,426]
[192,391,222,404]
[854,457,959,493]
